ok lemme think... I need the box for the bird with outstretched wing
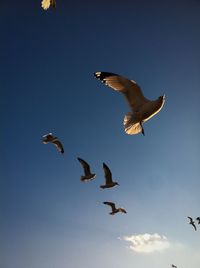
[188,216,197,231]
[42,133,64,154]
[77,157,96,182]
[94,72,165,135]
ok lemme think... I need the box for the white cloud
[123,233,170,253]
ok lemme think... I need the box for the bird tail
[123,112,142,135]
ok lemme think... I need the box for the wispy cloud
[123,233,170,253]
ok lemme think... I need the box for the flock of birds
[42,71,199,224]
[43,133,125,215]
[42,70,166,216]
[39,2,199,268]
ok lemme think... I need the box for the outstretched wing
[103,163,113,184]
[94,72,149,112]
[103,201,116,212]
[192,222,197,231]
[52,139,64,154]
[187,216,193,223]
[51,0,56,8]
[77,157,91,175]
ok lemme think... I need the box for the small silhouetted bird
[188,216,197,231]
[77,157,96,182]
[42,133,64,154]
[41,0,56,10]
[103,202,127,215]
[94,72,165,135]
[100,163,119,189]
[171,264,177,268]
[196,217,200,224]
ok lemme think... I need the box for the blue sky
[1,1,200,268]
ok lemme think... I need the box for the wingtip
[94,71,101,78]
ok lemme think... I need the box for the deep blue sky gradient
[1,1,200,268]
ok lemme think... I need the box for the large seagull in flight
[94,72,165,135]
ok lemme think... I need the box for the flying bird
[103,201,127,215]
[100,163,119,189]
[171,264,177,268]
[41,0,56,10]
[77,157,96,182]
[42,133,64,154]
[188,216,197,231]
[196,217,200,224]
[94,72,165,135]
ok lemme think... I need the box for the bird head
[119,208,127,214]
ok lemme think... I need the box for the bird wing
[103,163,113,184]
[52,140,64,154]
[77,157,91,175]
[188,216,193,223]
[41,0,51,10]
[103,202,116,212]
[51,0,56,8]
[191,222,197,231]
[94,72,149,111]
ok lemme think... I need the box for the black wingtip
[94,72,118,81]
[103,162,108,168]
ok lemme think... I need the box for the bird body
[100,163,119,189]
[42,133,64,154]
[196,217,200,224]
[77,157,96,182]
[188,216,197,231]
[103,201,127,215]
[171,264,177,268]
[94,72,165,135]
[41,0,56,10]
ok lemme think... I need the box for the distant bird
[103,201,127,215]
[42,133,64,154]
[41,0,56,10]
[100,163,119,189]
[188,216,197,231]
[196,217,200,224]
[94,72,165,135]
[171,264,177,268]
[77,157,96,182]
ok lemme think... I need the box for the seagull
[42,133,64,154]
[100,163,119,189]
[103,201,127,215]
[196,217,200,224]
[94,72,165,135]
[41,0,56,10]
[188,216,197,231]
[171,264,177,268]
[77,157,96,182]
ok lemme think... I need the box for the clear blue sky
[1,1,200,268]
